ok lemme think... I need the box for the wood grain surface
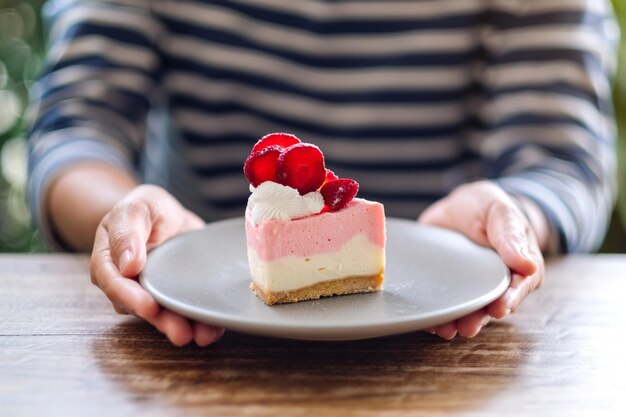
[1,254,625,417]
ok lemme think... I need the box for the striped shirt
[27,0,619,253]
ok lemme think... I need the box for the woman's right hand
[89,184,225,346]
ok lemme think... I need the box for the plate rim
[140,217,510,340]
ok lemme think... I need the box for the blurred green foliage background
[0,0,625,252]
[0,0,46,252]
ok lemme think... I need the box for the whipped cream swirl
[247,182,324,225]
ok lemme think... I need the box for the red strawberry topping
[276,143,326,195]
[245,133,361,211]
[324,169,339,184]
[320,178,359,211]
[252,132,301,153]
[243,145,282,187]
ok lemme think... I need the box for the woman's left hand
[418,180,546,339]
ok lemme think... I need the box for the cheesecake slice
[246,198,385,305]
[242,133,386,305]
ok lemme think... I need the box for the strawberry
[324,169,339,184]
[252,132,301,153]
[276,143,326,194]
[320,178,359,211]
[243,145,282,187]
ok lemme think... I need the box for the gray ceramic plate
[140,217,510,341]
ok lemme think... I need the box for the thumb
[485,202,537,277]
[417,199,449,227]
[105,202,152,278]
[107,187,206,276]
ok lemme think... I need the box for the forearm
[46,163,138,252]
[476,1,617,253]
[28,1,164,252]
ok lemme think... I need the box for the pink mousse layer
[245,198,385,262]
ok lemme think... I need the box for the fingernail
[119,249,133,273]
[519,245,535,266]
[443,330,457,340]
[480,315,491,327]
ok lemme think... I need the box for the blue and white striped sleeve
[27,0,163,248]
[477,0,619,253]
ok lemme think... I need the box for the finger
[192,322,226,347]
[419,183,539,277]
[91,225,160,319]
[417,199,449,228]
[435,321,458,340]
[93,224,194,347]
[485,201,537,277]
[144,209,204,253]
[457,309,490,338]
[503,271,541,311]
[113,304,129,315]
[145,203,204,249]
[181,209,205,231]
[487,273,542,318]
[144,309,194,347]
[423,327,437,334]
[104,202,151,278]
[105,190,204,277]
[417,183,487,234]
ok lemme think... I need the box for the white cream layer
[247,233,385,293]
[247,182,324,225]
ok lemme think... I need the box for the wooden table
[1,254,625,417]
